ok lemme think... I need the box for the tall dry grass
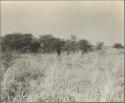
[1,48,124,102]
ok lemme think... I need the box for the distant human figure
[82,47,88,55]
[55,46,62,61]
[57,46,61,57]
[54,39,65,57]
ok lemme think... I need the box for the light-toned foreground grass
[1,48,124,102]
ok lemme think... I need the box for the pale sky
[1,1,124,45]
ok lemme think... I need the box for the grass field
[1,48,124,102]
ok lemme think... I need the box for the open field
[1,48,124,102]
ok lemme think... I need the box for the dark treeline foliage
[1,33,124,55]
[113,43,124,49]
[39,35,65,53]
[1,33,33,52]
[1,33,92,54]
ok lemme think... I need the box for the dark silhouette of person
[57,46,61,56]
[82,47,88,55]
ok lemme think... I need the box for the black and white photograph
[0,0,124,102]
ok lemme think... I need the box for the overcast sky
[1,1,124,45]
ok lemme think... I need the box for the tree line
[1,33,124,55]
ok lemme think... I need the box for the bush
[113,43,124,49]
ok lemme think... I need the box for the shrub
[113,43,124,49]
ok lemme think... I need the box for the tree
[63,39,77,53]
[96,41,104,50]
[39,35,57,53]
[78,39,93,55]
[78,39,92,50]
[54,38,65,56]
[113,43,124,49]
[39,35,65,54]
[1,33,33,52]
[30,38,41,53]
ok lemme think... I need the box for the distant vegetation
[1,33,91,54]
[1,33,124,55]
[113,43,124,49]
